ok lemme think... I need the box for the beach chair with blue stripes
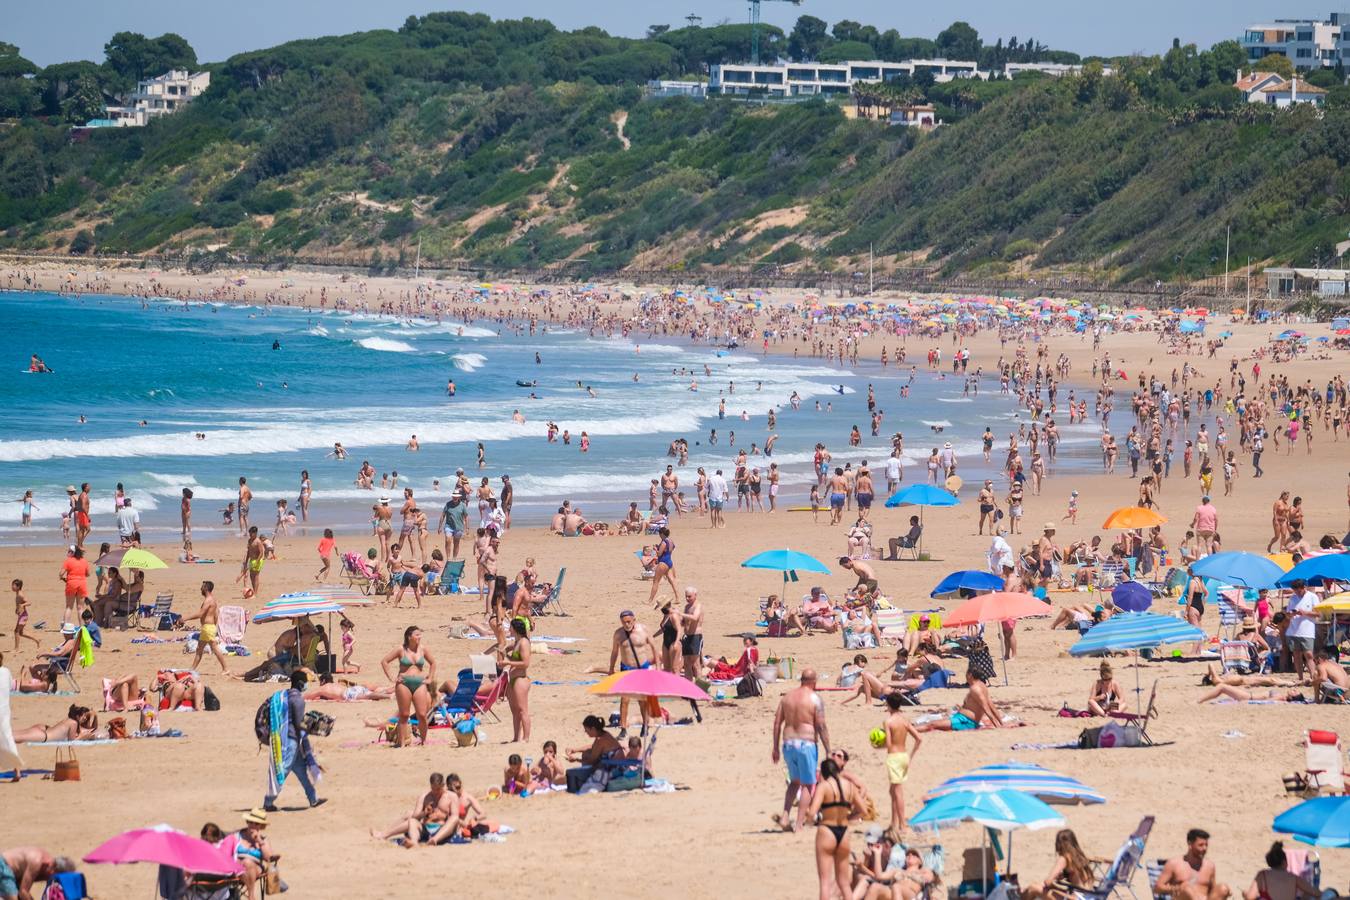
[434,560,465,595]
[1064,815,1153,900]
[532,567,568,616]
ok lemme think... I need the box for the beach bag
[1097,720,1141,748]
[263,862,282,895]
[1077,726,1104,749]
[736,674,762,699]
[107,717,128,740]
[254,698,273,745]
[303,710,334,737]
[966,640,997,682]
[54,747,81,782]
[203,686,221,711]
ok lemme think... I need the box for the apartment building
[709,58,980,97]
[98,69,211,127]
[1241,13,1349,70]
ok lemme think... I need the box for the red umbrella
[943,591,1049,627]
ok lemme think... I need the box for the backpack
[254,694,276,745]
[736,674,762,699]
[203,686,221,711]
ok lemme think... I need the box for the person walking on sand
[882,691,923,841]
[607,610,658,739]
[646,527,678,608]
[182,580,232,676]
[237,477,252,536]
[244,526,264,599]
[11,580,39,652]
[772,668,831,833]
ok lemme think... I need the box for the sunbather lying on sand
[103,674,148,711]
[1197,685,1306,704]
[13,705,99,743]
[305,674,395,702]
[1199,663,1290,689]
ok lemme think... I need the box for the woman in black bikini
[12,705,98,743]
[809,757,861,900]
[1185,571,1207,631]
[657,602,680,673]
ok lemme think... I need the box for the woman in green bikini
[497,618,532,742]
[381,626,436,747]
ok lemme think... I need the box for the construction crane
[748,0,802,66]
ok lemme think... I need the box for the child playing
[530,740,565,789]
[809,483,822,523]
[12,578,39,650]
[221,502,235,525]
[316,528,338,581]
[1198,462,1214,497]
[339,617,359,673]
[503,753,531,795]
[1063,489,1079,524]
[1222,452,1238,497]
[60,511,71,541]
[274,499,290,537]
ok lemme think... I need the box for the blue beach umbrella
[1274,796,1350,848]
[884,484,959,557]
[1189,552,1285,589]
[1275,553,1350,588]
[1071,612,1206,715]
[931,570,1005,598]
[923,762,1105,805]
[1111,581,1152,613]
[910,789,1065,884]
[741,548,830,586]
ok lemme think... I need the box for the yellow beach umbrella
[1313,593,1350,614]
[1265,553,1295,572]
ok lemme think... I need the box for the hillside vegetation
[1,13,1349,281]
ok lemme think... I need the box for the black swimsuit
[659,613,677,650]
[818,775,851,842]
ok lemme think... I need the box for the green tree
[646,24,670,38]
[1261,53,1295,79]
[60,73,105,123]
[788,15,831,61]
[102,31,197,90]
[819,41,876,64]
[935,21,981,61]
[70,230,95,254]
[0,135,47,197]
[1209,39,1246,84]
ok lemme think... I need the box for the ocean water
[1,291,1103,543]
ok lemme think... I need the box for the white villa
[94,69,211,128]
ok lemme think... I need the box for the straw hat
[243,808,269,827]
[1240,615,1257,630]
[1043,522,1057,532]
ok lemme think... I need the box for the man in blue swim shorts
[771,668,830,831]
[917,667,1003,732]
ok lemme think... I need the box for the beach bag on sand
[966,641,997,683]
[54,747,81,781]
[203,686,221,711]
[1077,726,1104,749]
[736,674,762,699]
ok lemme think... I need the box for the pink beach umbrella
[588,669,712,702]
[85,824,243,875]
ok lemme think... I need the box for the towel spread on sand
[0,667,21,775]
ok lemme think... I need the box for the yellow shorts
[886,751,910,785]
[200,624,218,644]
[248,558,263,573]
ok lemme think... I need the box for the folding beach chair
[1216,591,1246,641]
[441,668,483,716]
[44,649,81,694]
[138,593,175,631]
[473,673,506,724]
[1096,560,1125,589]
[1301,730,1343,795]
[875,608,908,645]
[1059,815,1153,900]
[532,567,568,616]
[435,560,465,595]
[341,552,375,595]
[218,605,247,645]
[634,550,656,580]
[605,725,661,792]
[1219,640,1257,675]
[1107,680,1158,746]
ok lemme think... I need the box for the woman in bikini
[808,756,862,900]
[372,500,393,564]
[1087,661,1123,717]
[497,618,532,742]
[1243,841,1319,900]
[646,526,679,608]
[13,705,98,743]
[446,773,500,838]
[381,626,436,747]
[1022,829,1094,900]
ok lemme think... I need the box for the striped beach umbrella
[1069,612,1204,656]
[923,762,1105,805]
[251,597,345,623]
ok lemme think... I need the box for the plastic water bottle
[714,688,725,701]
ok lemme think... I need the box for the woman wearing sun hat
[235,808,280,899]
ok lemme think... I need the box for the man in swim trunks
[0,847,55,900]
[771,668,831,832]
[75,483,91,548]
[855,465,874,520]
[840,557,879,597]
[244,527,264,598]
[183,580,232,675]
[1156,829,1231,900]
[608,610,658,739]
[238,476,252,536]
[676,586,704,681]
[660,466,679,513]
[883,691,923,840]
[828,467,849,525]
[917,668,1003,732]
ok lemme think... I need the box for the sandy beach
[3,260,1350,899]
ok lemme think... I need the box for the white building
[1241,13,1349,70]
[97,69,211,127]
[1235,71,1327,107]
[1003,62,1112,78]
[645,80,706,98]
[709,58,981,97]
[889,103,938,128]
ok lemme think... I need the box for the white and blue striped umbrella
[923,762,1105,805]
[1070,612,1205,656]
[251,598,345,623]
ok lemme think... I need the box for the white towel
[0,666,22,774]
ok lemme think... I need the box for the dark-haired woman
[381,626,435,747]
[13,704,98,743]
[1242,841,1318,900]
[497,618,532,742]
[808,756,862,900]
[564,715,622,792]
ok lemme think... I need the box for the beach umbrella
[944,591,1049,684]
[884,484,960,558]
[1111,581,1152,613]
[85,824,243,877]
[930,570,1005,598]
[740,548,830,586]
[588,669,710,702]
[251,598,345,623]
[910,789,1065,883]
[1314,592,1350,614]
[1276,553,1350,588]
[288,587,375,607]
[1266,553,1296,572]
[1189,552,1285,589]
[923,762,1105,805]
[1273,796,1350,848]
[1101,507,1167,530]
[1070,612,1206,714]
[95,548,168,570]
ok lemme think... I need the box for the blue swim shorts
[782,739,819,785]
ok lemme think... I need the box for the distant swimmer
[512,410,526,424]
[138,420,149,427]
[272,340,281,350]
[77,415,86,424]
[407,434,420,451]
[587,385,596,398]
[535,352,541,365]
[446,379,456,397]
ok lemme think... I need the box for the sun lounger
[875,608,907,645]
[217,605,247,646]
[137,593,175,632]
[1302,729,1343,795]
[441,668,482,716]
[1219,640,1257,675]
[473,672,506,724]
[341,552,377,595]
[1059,815,1152,900]
[531,567,567,616]
[1216,591,1247,640]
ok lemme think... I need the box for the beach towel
[0,666,21,776]
[265,689,293,795]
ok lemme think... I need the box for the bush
[69,230,94,254]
